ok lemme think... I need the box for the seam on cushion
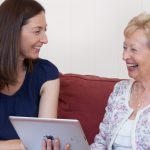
[60,74,121,82]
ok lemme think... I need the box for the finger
[46,139,53,150]
[42,140,47,150]
[53,139,60,150]
[64,144,71,150]
[18,140,26,150]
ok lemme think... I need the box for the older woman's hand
[42,138,70,150]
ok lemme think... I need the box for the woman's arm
[0,139,25,150]
[38,78,60,118]
[38,77,71,150]
[0,79,60,150]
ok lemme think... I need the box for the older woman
[90,12,150,150]
[45,12,150,150]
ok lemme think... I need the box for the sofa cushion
[58,73,120,144]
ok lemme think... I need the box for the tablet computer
[9,116,90,150]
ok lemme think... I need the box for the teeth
[127,64,137,67]
[34,47,41,50]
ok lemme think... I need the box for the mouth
[32,46,42,53]
[126,63,138,70]
[33,46,41,50]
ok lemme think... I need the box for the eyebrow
[32,25,47,30]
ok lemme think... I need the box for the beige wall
[1,0,150,78]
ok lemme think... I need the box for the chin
[128,73,138,80]
[30,55,39,59]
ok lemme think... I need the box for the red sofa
[58,73,120,144]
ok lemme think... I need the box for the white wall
[39,0,150,79]
[1,0,150,78]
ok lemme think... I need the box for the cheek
[20,41,28,53]
[20,37,33,50]
[20,39,32,56]
[20,32,35,48]
[139,57,150,72]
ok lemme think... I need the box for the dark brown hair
[0,0,45,90]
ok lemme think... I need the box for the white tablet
[9,116,90,150]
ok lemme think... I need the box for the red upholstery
[58,73,120,144]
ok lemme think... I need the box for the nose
[122,49,131,61]
[40,32,48,44]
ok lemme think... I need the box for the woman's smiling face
[123,29,150,81]
[20,11,48,61]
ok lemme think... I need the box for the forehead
[23,11,46,29]
[125,29,148,47]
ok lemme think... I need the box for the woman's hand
[42,138,70,150]
[0,139,25,150]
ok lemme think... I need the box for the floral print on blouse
[90,79,150,150]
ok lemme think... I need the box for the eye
[131,48,137,52]
[123,45,127,51]
[34,30,41,35]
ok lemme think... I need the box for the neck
[18,58,25,73]
[135,80,150,91]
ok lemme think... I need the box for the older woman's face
[123,29,150,81]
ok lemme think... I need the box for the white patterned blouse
[90,79,150,150]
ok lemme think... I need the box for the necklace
[137,100,141,108]
[129,84,142,119]
[136,92,141,108]
[132,82,143,110]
